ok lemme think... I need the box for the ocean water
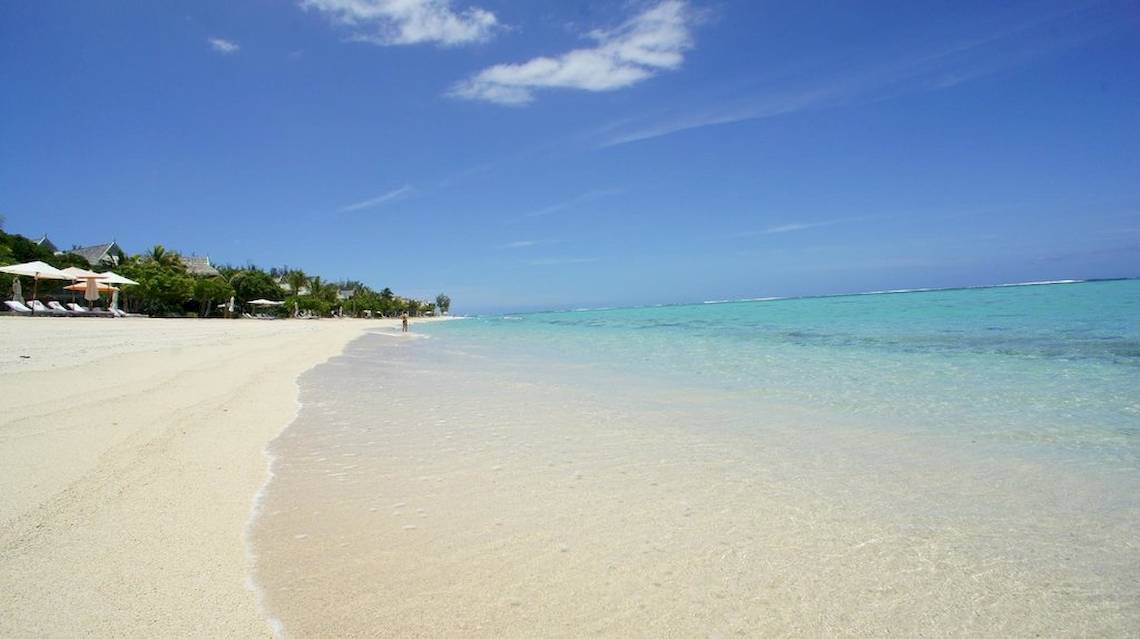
[251,280,1140,637]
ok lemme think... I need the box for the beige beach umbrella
[63,267,109,310]
[10,278,22,304]
[0,261,71,314]
[64,282,119,294]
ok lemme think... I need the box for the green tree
[284,269,308,296]
[118,260,194,317]
[145,245,183,269]
[229,269,283,305]
[307,276,337,304]
[286,294,331,317]
[435,293,451,315]
[194,276,235,317]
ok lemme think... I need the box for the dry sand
[0,316,403,637]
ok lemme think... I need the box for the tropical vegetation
[0,225,446,318]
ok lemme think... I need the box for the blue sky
[2,0,1137,312]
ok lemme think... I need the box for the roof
[70,242,119,266]
[183,255,221,277]
[35,235,58,253]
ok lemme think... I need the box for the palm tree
[284,269,308,295]
[307,276,336,303]
[146,244,183,268]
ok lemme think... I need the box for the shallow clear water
[252,280,1140,637]
[432,280,1140,464]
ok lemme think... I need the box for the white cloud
[339,185,413,212]
[208,37,240,54]
[763,222,832,235]
[452,0,693,105]
[529,257,599,266]
[498,240,539,249]
[525,188,622,218]
[598,5,1117,146]
[300,0,498,47]
[729,216,881,239]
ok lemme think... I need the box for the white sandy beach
[0,316,406,637]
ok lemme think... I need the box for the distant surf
[701,277,1089,305]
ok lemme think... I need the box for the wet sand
[252,332,1140,637]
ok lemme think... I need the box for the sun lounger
[111,308,128,318]
[30,300,68,316]
[4,300,33,315]
[48,301,76,315]
[66,303,112,317]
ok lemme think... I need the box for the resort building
[69,242,126,267]
[183,255,221,277]
[34,235,58,253]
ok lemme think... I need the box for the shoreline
[0,317,422,637]
[250,318,1140,637]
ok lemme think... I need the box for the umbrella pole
[31,277,38,316]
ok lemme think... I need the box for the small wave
[991,279,1084,287]
[702,296,785,304]
[854,288,936,296]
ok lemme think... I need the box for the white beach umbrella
[227,296,235,314]
[111,289,120,312]
[248,299,284,306]
[10,278,22,304]
[0,261,71,280]
[60,266,103,279]
[96,271,139,286]
[0,261,71,314]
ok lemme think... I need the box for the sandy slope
[0,317,400,637]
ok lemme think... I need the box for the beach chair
[112,308,128,318]
[30,300,68,316]
[48,301,77,315]
[67,303,92,315]
[4,300,33,315]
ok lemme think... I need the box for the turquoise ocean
[426,279,1140,467]
[252,279,1140,636]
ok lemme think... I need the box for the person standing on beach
[401,312,409,333]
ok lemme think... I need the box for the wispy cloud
[528,257,599,266]
[598,5,1117,146]
[762,222,833,235]
[452,0,694,105]
[208,37,240,54]
[730,215,880,238]
[525,188,622,218]
[339,184,413,212]
[497,240,539,249]
[300,0,499,47]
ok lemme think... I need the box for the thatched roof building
[183,255,221,277]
